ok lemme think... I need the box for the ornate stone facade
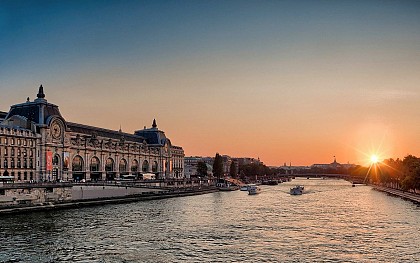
[0,86,184,182]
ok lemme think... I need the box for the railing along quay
[0,178,215,190]
[372,185,420,204]
[0,182,73,189]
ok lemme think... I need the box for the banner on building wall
[46,151,53,171]
[63,152,70,169]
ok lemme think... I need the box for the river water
[1,179,419,263]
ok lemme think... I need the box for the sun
[370,155,379,164]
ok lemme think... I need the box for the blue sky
[1,0,420,165]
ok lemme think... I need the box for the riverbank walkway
[372,185,420,204]
[0,186,218,214]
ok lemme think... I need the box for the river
[1,179,419,262]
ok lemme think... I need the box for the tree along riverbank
[350,154,420,194]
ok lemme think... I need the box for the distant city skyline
[1,0,420,166]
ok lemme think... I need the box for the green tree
[401,155,420,190]
[213,153,223,179]
[229,161,237,178]
[239,163,271,178]
[197,161,208,177]
[354,155,420,191]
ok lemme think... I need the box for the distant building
[185,155,262,178]
[0,86,184,182]
[184,156,201,178]
[184,156,213,178]
[201,157,214,166]
[311,157,355,170]
[232,157,261,166]
[267,163,310,175]
[221,155,232,176]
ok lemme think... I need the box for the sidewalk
[372,185,420,204]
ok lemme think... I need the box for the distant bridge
[219,174,364,186]
[292,174,350,178]
[291,174,366,184]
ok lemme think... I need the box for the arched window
[152,161,158,173]
[90,157,100,172]
[11,159,14,168]
[4,159,8,169]
[119,159,127,173]
[72,155,84,171]
[17,159,21,168]
[131,159,139,173]
[142,160,149,172]
[105,158,114,172]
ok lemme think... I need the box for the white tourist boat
[248,184,261,195]
[290,185,304,195]
[217,183,239,191]
[240,185,249,191]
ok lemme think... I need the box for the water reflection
[1,179,419,262]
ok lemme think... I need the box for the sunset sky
[1,1,419,166]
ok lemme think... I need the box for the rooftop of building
[66,122,147,143]
[1,85,183,149]
[134,119,169,146]
[5,85,63,126]
[0,111,7,120]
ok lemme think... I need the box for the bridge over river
[286,173,366,184]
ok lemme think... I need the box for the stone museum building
[0,86,184,182]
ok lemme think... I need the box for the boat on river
[262,180,279,185]
[240,185,249,191]
[217,183,239,191]
[248,184,261,195]
[290,185,304,195]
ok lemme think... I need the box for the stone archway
[72,155,85,181]
[119,158,128,177]
[105,157,115,181]
[131,159,139,177]
[90,156,101,181]
[142,160,149,173]
[152,161,158,173]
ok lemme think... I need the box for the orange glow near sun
[370,155,379,164]
[349,122,395,166]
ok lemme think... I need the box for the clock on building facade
[51,120,63,140]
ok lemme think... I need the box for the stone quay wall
[0,180,218,214]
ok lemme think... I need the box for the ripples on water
[1,179,419,263]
